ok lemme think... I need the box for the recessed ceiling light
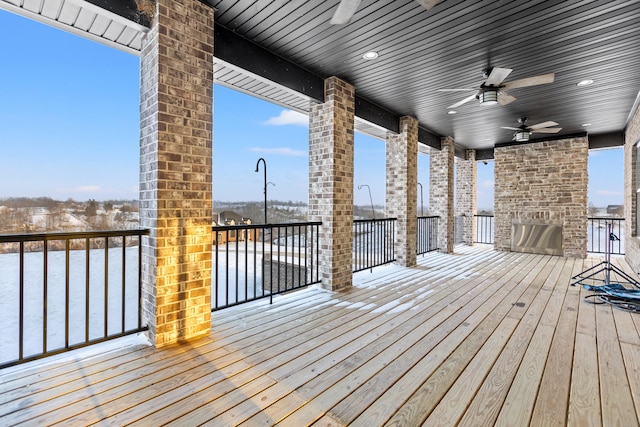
[582,123,592,127]
[362,51,379,60]
[577,79,594,86]
[448,110,457,115]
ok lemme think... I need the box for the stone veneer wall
[308,77,354,291]
[139,0,214,346]
[494,137,588,258]
[455,149,477,245]
[385,116,418,267]
[625,99,640,272]
[430,137,455,253]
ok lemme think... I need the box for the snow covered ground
[0,247,141,365]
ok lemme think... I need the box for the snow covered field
[0,247,141,365]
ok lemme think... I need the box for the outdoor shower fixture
[358,184,375,219]
[255,158,267,224]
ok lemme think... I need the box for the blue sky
[0,9,624,210]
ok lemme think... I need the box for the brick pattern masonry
[385,116,418,267]
[308,77,355,291]
[625,97,640,272]
[456,149,477,245]
[494,137,588,258]
[430,137,455,253]
[139,0,214,346]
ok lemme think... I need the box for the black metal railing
[353,218,396,272]
[0,229,149,369]
[588,217,625,255]
[417,216,439,255]
[212,222,321,310]
[475,214,494,244]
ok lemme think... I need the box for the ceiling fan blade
[485,67,513,86]
[497,91,516,105]
[415,0,443,10]
[500,126,521,131]
[502,73,555,90]
[447,94,477,109]
[533,127,563,133]
[330,0,362,25]
[529,120,559,129]
[437,88,477,92]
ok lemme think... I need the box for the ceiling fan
[501,117,562,142]
[330,0,442,25]
[439,67,555,109]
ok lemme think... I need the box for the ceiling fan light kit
[515,130,531,142]
[440,67,555,110]
[479,89,499,106]
[501,117,562,142]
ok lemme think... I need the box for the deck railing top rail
[213,221,321,231]
[353,217,397,223]
[0,229,150,242]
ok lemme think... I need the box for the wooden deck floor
[2,246,640,426]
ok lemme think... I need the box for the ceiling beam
[354,96,399,134]
[588,132,624,149]
[419,127,442,150]
[84,0,151,27]
[214,25,325,105]
[476,148,494,161]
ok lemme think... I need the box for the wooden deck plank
[422,316,520,426]
[324,254,548,426]
[530,258,580,426]
[62,251,500,427]
[494,257,578,426]
[112,249,504,425]
[493,323,555,427]
[456,257,567,426]
[567,257,603,427]
[56,284,441,424]
[238,252,524,426]
[211,249,508,349]
[325,255,549,424]
[568,332,601,426]
[595,303,638,426]
[277,253,544,426]
[126,289,460,425]
[2,248,640,427]
[238,251,524,422]
[344,254,554,426]
[377,310,506,427]
[173,251,502,426]
[620,342,640,422]
[8,343,246,425]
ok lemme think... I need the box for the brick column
[430,137,455,253]
[456,149,477,245]
[385,116,418,266]
[308,77,355,291]
[139,0,214,346]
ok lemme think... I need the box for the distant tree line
[0,197,139,235]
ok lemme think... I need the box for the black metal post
[358,184,375,219]
[255,158,267,224]
[418,182,424,217]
